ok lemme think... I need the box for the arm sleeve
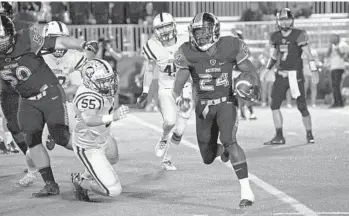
[69,70,82,86]
[73,52,88,70]
[236,39,250,65]
[296,30,309,47]
[269,32,277,48]
[174,46,190,69]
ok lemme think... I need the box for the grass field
[1,105,349,216]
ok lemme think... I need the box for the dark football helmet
[188,12,220,51]
[276,8,294,31]
[0,2,13,19]
[0,15,15,53]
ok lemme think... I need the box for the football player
[137,13,193,171]
[0,15,98,197]
[71,59,129,201]
[262,8,317,145]
[42,21,88,151]
[173,12,259,208]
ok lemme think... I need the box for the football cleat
[161,159,177,171]
[239,199,254,208]
[306,133,315,144]
[16,171,37,187]
[46,134,56,151]
[8,142,19,153]
[71,173,91,202]
[32,182,60,197]
[0,141,9,154]
[170,132,182,146]
[264,135,286,145]
[249,114,257,120]
[155,138,168,158]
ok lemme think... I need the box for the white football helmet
[42,21,70,57]
[153,12,177,43]
[82,59,118,98]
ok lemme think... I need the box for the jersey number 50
[199,73,229,91]
[0,66,32,87]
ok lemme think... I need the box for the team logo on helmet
[210,59,216,66]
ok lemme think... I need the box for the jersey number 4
[199,73,229,91]
[0,66,32,87]
[164,63,177,77]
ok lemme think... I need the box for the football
[235,73,259,101]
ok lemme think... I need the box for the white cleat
[161,160,177,171]
[155,138,168,158]
[16,171,37,187]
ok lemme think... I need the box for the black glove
[82,41,99,54]
[137,93,148,108]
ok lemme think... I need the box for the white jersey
[43,50,87,88]
[142,34,188,88]
[73,85,114,149]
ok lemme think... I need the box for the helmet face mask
[153,13,177,44]
[277,8,294,31]
[43,21,70,58]
[189,13,220,51]
[82,59,118,98]
[154,22,176,43]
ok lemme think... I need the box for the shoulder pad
[142,38,161,61]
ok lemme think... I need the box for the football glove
[82,41,99,54]
[176,97,191,112]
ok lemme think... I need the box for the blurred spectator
[69,2,91,25]
[91,2,109,24]
[138,2,157,25]
[327,34,349,108]
[13,4,38,30]
[288,2,313,18]
[302,46,320,107]
[240,2,263,21]
[259,47,275,107]
[37,2,51,23]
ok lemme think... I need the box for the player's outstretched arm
[54,37,99,54]
[172,47,191,101]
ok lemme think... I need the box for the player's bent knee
[163,120,175,130]
[270,100,281,110]
[108,183,122,197]
[298,105,309,117]
[49,124,70,146]
[26,131,43,148]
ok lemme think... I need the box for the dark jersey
[0,26,58,98]
[175,36,249,100]
[270,28,308,72]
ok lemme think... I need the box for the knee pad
[48,124,70,146]
[297,103,309,117]
[26,131,43,148]
[108,183,122,197]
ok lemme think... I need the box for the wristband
[143,86,149,94]
[266,58,277,70]
[102,115,113,124]
[309,60,317,72]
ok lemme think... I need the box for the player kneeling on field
[71,59,129,201]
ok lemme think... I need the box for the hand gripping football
[176,97,191,112]
[235,73,260,102]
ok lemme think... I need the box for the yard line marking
[129,114,318,216]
